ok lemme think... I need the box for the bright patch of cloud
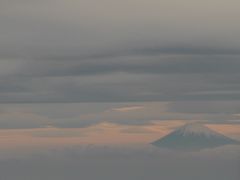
[112,106,145,112]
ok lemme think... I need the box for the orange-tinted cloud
[0,121,239,155]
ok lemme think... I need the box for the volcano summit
[152,123,239,150]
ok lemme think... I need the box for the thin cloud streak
[112,106,145,112]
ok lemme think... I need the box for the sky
[0,1,240,179]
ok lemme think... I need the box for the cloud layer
[1,0,240,103]
[0,0,240,128]
[0,144,239,180]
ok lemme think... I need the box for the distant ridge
[152,123,240,150]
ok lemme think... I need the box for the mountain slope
[152,123,240,150]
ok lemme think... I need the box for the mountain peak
[176,123,221,137]
[152,123,239,151]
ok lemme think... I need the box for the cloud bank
[0,0,240,128]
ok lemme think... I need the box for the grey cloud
[121,127,154,134]
[1,72,240,103]
[0,111,49,129]
[1,0,240,59]
[16,57,240,77]
[1,102,239,129]
[0,0,240,127]
[0,145,239,180]
[1,55,240,104]
[30,130,85,138]
[0,0,240,104]
[169,101,240,114]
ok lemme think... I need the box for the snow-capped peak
[152,122,239,150]
[176,123,222,137]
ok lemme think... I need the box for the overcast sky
[0,2,240,180]
[1,0,240,129]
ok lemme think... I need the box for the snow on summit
[176,123,225,137]
[152,123,240,151]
